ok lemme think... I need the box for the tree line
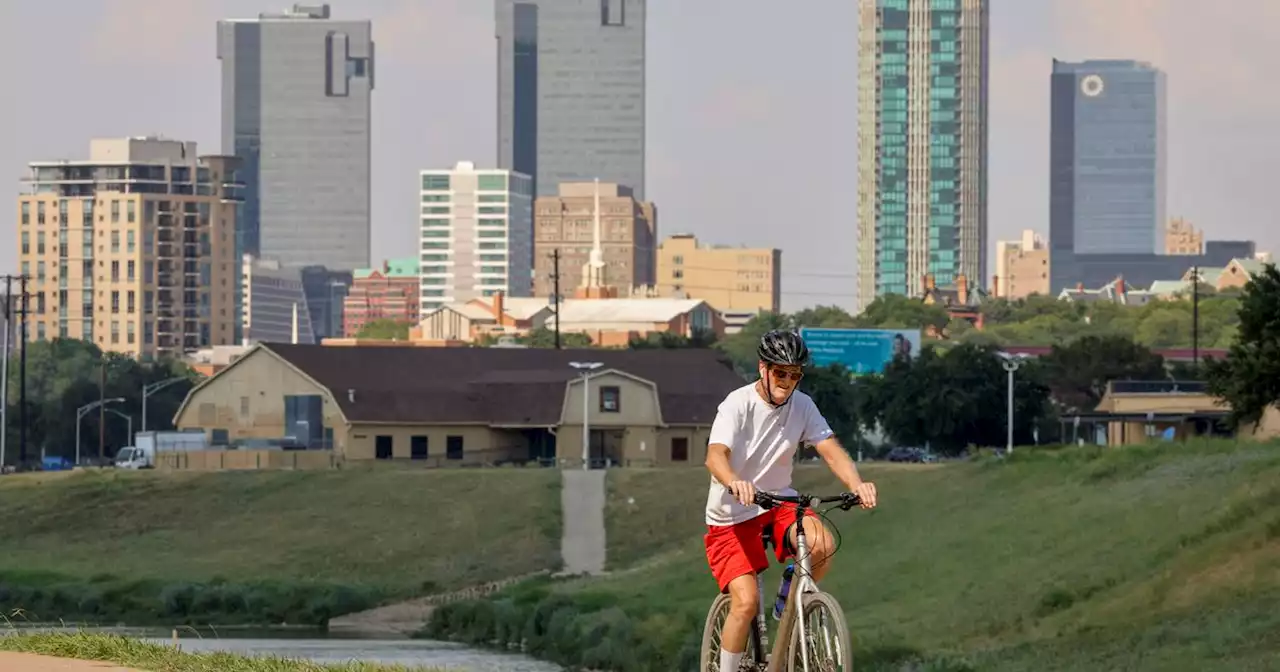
[2,339,195,468]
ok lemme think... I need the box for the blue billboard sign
[800,327,922,375]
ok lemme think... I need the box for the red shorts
[704,502,819,593]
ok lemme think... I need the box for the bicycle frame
[755,502,818,672]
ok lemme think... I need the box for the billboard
[800,327,922,375]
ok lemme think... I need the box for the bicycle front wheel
[786,591,852,672]
[700,593,762,671]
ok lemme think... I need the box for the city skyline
[2,0,1278,313]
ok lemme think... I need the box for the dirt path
[0,652,143,671]
[328,570,551,636]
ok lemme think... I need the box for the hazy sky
[2,0,1276,312]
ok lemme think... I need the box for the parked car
[885,447,938,463]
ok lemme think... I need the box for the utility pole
[551,249,562,350]
[18,274,28,467]
[99,360,107,461]
[1191,265,1200,371]
[1,275,11,470]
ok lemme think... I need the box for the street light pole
[103,408,133,448]
[1000,357,1023,455]
[569,361,603,469]
[76,397,125,465]
[141,376,189,435]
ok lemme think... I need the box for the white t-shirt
[704,383,835,526]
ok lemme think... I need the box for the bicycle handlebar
[754,490,861,510]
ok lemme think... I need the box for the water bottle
[772,563,795,620]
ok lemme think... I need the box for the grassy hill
[0,467,562,626]
[430,439,1280,671]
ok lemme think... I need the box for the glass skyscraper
[857,0,989,312]
[217,3,374,272]
[495,0,646,199]
[1050,59,1167,291]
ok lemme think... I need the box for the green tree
[1037,334,1167,412]
[715,312,790,375]
[854,294,949,332]
[796,364,865,453]
[627,329,717,349]
[355,319,413,340]
[1206,263,1280,429]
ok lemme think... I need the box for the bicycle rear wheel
[700,593,763,671]
[786,591,852,671]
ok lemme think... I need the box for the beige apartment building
[533,182,656,297]
[1166,217,1205,255]
[993,229,1049,299]
[656,234,780,314]
[16,137,242,358]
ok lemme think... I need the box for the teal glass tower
[857,0,989,311]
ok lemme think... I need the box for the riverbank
[0,468,562,625]
[0,632,449,671]
[428,439,1280,671]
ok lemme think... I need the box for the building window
[111,231,120,253]
[671,437,689,462]
[36,323,46,341]
[411,436,429,459]
[37,202,45,224]
[422,175,450,191]
[600,386,621,413]
[37,231,46,254]
[21,202,29,225]
[127,201,136,223]
[127,291,135,314]
[127,321,135,344]
[21,232,29,254]
[110,201,120,223]
[127,230,136,253]
[477,174,507,191]
[446,435,464,460]
[111,291,120,314]
[111,261,120,281]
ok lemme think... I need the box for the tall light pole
[998,354,1027,454]
[103,408,134,450]
[569,361,603,469]
[76,398,125,465]
[142,376,189,434]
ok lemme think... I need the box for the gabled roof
[259,344,743,426]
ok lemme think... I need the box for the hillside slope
[0,467,562,625]
[433,440,1280,671]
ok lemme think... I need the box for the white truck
[114,430,210,469]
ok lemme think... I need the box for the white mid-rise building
[418,161,533,312]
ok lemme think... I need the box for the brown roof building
[174,342,745,468]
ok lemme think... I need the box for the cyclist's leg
[705,516,771,668]
[772,503,837,580]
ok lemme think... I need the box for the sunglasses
[768,367,804,382]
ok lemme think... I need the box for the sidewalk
[0,652,143,671]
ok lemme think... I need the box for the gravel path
[0,652,143,671]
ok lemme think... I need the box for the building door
[671,437,689,462]
[375,435,393,460]
[410,436,428,460]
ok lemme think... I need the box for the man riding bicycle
[704,329,878,672]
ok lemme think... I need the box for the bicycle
[699,490,860,672]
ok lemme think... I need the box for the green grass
[432,438,1280,671]
[0,631,446,671]
[0,468,562,625]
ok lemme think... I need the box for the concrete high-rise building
[419,162,534,313]
[218,3,374,272]
[656,235,781,314]
[17,137,242,358]
[856,0,989,312]
[495,0,646,198]
[993,229,1049,299]
[533,182,655,298]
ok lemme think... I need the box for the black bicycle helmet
[757,329,810,366]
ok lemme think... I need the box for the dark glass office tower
[495,0,646,199]
[218,3,374,272]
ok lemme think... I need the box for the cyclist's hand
[851,482,877,509]
[728,480,756,507]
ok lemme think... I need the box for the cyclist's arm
[813,437,865,491]
[705,443,739,487]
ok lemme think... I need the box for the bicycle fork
[751,573,770,662]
